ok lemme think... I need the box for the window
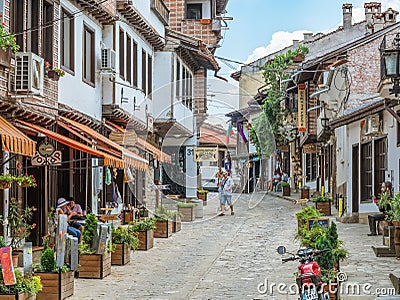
[142,50,147,95]
[397,111,400,146]
[361,142,372,202]
[374,137,387,197]
[176,60,180,99]
[133,41,138,87]
[182,68,186,103]
[305,153,317,182]
[83,25,95,85]
[11,0,24,50]
[187,3,202,19]
[42,1,54,64]
[61,8,74,72]
[127,35,132,84]
[148,55,152,99]
[29,0,40,54]
[119,29,125,78]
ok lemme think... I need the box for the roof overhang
[102,104,147,132]
[75,0,116,24]
[117,0,164,50]
[166,29,220,71]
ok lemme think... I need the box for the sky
[206,0,400,127]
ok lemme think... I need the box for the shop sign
[298,84,307,132]
[303,143,320,154]
[32,150,62,166]
[194,147,218,162]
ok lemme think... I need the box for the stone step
[372,245,397,257]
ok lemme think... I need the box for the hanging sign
[32,150,62,166]
[298,84,307,132]
[194,147,218,162]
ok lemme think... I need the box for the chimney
[364,2,382,33]
[342,3,353,30]
[384,8,399,27]
[292,40,299,47]
[303,32,313,41]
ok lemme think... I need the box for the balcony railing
[151,0,169,25]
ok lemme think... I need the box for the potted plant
[14,174,37,188]
[44,61,65,81]
[295,206,322,233]
[34,244,74,300]
[176,202,196,222]
[312,194,332,216]
[0,23,19,68]
[7,198,35,267]
[300,185,310,199]
[0,174,14,190]
[0,270,42,300]
[389,192,400,257]
[78,213,112,279]
[153,206,173,238]
[196,188,208,205]
[111,226,138,265]
[280,182,290,196]
[128,218,156,251]
[170,211,183,233]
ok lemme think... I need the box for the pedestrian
[368,181,392,236]
[219,170,234,216]
[56,197,82,242]
[273,170,281,192]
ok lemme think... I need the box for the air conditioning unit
[14,52,44,96]
[101,48,116,72]
[365,114,380,135]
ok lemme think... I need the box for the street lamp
[381,33,400,96]
[320,117,329,130]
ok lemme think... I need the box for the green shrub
[40,247,56,272]
[280,182,290,187]
[128,218,156,232]
[82,213,98,248]
[312,194,331,203]
[112,226,139,250]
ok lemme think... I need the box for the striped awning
[0,116,36,157]
[59,117,148,171]
[17,120,123,168]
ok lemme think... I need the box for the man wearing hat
[56,198,81,242]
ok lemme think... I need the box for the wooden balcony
[151,0,169,25]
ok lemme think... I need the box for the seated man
[368,181,392,236]
[65,197,84,233]
[56,198,81,242]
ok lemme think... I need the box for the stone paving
[70,191,400,300]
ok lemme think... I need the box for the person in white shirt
[219,171,234,216]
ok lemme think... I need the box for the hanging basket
[19,181,32,188]
[0,181,12,190]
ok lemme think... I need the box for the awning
[0,116,36,157]
[105,120,172,163]
[17,120,123,168]
[58,117,148,171]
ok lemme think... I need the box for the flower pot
[154,220,173,238]
[282,186,290,196]
[78,253,111,279]
[47,70,60,81]
[111,243,130,266]
[315,201,331,216]
[0,47,11,68]
[178,207,195,222]
[301,188,309,199]
[0,292,34,300]
[136,229,154,251]
[0,181,12,190]
[197,193,207,206]
[36,271,75,300]
[172,215,181,233]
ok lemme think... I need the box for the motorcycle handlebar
[314,249,330,255]
[282,256,298,263]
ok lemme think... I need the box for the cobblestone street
[71,192,400,299]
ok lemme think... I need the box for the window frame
[82,23,95,87]
[142,50,147,95]
[126,35,132,84]
[148,55,152,99]
[42,1,54,65]
[186,3,202,20]
[132,40,138,87]
[61,7,75,74]
[119,29,125,79]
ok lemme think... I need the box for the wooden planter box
[172,216,181,233]
[111,243,130,266]
[178,207,195,222]
[36,271,74,300]
[315,201,331,216]
[0,293,34,300]
[282,186,290,196]
[300,188,309,199]
[197,193,207,206]
[78,253,111,279]
[154,220,173,238]
[137,230,154,251]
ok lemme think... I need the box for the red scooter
[277,246,330,300]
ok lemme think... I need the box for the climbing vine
[249,45,309,155]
